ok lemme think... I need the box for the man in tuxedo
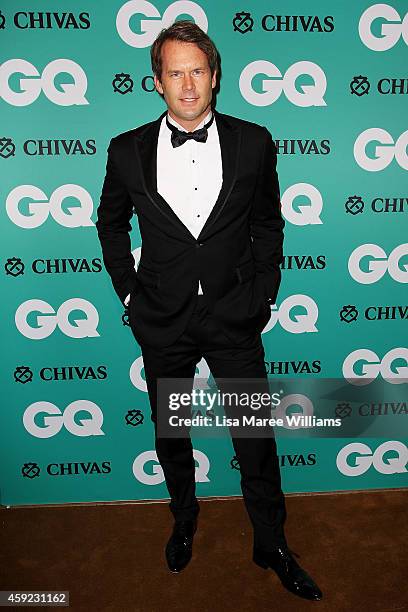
[96,20,322,601]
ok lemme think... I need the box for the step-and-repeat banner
[1,1,407,506]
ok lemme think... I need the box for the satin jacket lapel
[197,110,241,241]
[133,109,241,242]
[133,110,194,240]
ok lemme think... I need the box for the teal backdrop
[1,0,407,506]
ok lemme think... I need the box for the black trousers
[140,294,287,551]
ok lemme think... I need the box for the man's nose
[182,74,194,91]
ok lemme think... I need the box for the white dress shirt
[124,109,222,306]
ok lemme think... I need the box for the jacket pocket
[136,264,160,288]
[236,259,256,284]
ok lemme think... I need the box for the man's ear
[211,70,217,90]
[154,74,164,94]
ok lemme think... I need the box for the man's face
[154,39,217,130]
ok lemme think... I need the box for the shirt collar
[166,109,213,133]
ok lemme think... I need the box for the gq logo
[23,400,104,438]
[273,394,314,430]
[0,59,88,106]
[354,128,408,171]
[281,183,323,226]
[336,441,408,476]
[132,449,210,484]
[264,295,319,334]
[348,243,408,284]
[6,185,94,228]
[239,60,327,107]
[116,0,208,47]
[359,4,408,51]
[15,299,100,339]
[129,354,210,392]
[342,347,408,385]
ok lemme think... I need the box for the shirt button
[194,187,198,191]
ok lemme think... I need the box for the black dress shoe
[165,519,197,573]
[253,545,323,601]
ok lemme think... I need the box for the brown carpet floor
[1,489,407,612]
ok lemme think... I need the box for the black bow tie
[166,113,215,148]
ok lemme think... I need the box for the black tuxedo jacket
[96,109,285,348]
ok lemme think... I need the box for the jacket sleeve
[249,127,285,305]
[95,139,139,306]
